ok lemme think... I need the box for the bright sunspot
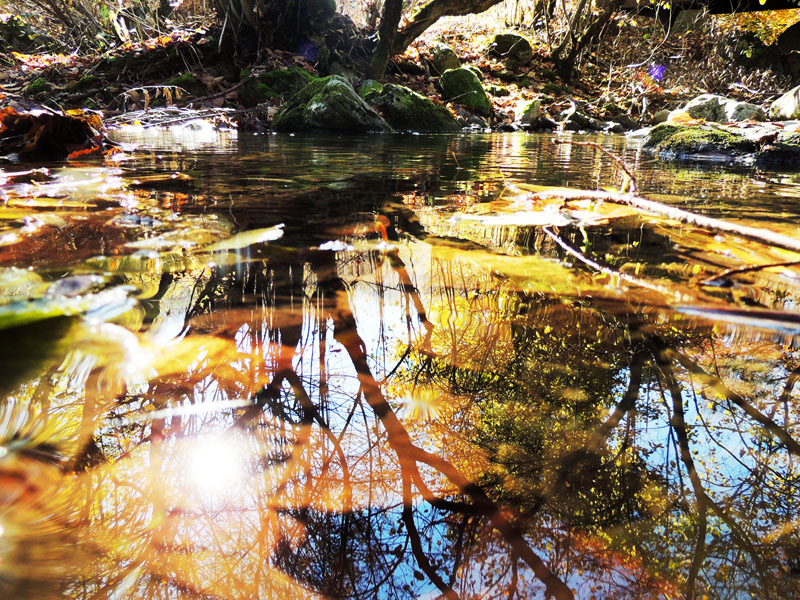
[185,434,247,500]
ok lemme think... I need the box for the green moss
[358,79,384,100]
[24,77,52,97]
[542,81,564,96]
[239,80,278,107]
[487,84,510,97]
[273,75,392,133]
[644,124,681,148]
[646,124,755,155]
[165,73,206,98]
[66,75,99,92]
[440,68,491,116]
[368,83,460,133]
[260,67,318,96]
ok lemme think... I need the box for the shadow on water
[0,130,799,599]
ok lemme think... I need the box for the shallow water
[1,130,799,599]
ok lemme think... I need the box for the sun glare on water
[184,434,248,501]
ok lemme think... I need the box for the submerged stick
[535,187,800,255]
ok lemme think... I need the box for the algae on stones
[440,68,491,116]
[362,83,460,133]
[273,75,392,133]
[644,124,755,156]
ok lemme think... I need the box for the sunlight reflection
[184,433,247,500]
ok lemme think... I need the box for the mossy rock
[24,77,52,97]
[165,73,206,98]
[465,65,484,81]
[542,81,565,96]
[488,33,533,68]
[644,124,756,157]
[440,68,491,116]
[260,67,318,96]
[273,75,392,133]
[362,83,460,133]
[431,43,460,75]
[239,67,318,107]
[358,79,384,99]
[239,78,279,107]
[487,84,509,97]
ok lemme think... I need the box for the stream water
[1,130,799,599]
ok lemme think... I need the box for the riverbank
[1,12,799,136]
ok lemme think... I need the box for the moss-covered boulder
[644,124,755,157]
[261,67,318,96]
[165,73,206,98]
[643,123,800,165]
[239,77,279,107]
[362,83,460,133]
[358,79,384,99]
[518,99,541,126]
[488,33,533,68]
[431,43,460,75]
[239,67,319,108]
[273,75,392,133]
[440,68,491,116]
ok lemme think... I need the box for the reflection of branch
[653,348,708,599]
[401,466,461,599]
[700,260,800,286]
[652,340,767,592]
[331,307,575,600]
[660,343,800,457]
[542,226,678,297]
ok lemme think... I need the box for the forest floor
[1,10,799,132]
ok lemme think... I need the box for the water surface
[1,130,799,599]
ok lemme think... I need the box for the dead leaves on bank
[0,105,113,160]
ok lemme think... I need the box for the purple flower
[648,64,666,81]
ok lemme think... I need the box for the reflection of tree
[1,227,799,599]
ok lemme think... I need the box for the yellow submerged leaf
[202,224,285,252]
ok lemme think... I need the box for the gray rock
[273,75,392,133]
[670,94,766,123]
[560,109,604,131]
[615,114,641,130]
[431,43,460,75]
[329,62,357,84]
[440,68,492,116]
[769,84,800,120]
[518,99,541,126]
[652,109,671,124]
[488,33,533,68]
[361,83,461,133]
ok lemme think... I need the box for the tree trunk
[367,0,404,80]
[390,0,506,55]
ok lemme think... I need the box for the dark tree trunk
[367,0,404,80]
[390,0,506,55]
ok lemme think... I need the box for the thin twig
[700,259,800,286]
[553,138,638,193]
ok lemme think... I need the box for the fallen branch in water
[533,187,800,255]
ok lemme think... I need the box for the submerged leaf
[202,224,285,252]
